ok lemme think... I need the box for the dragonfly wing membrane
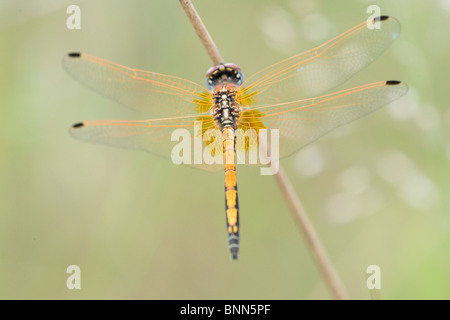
[62,53,211,117]
[70,115,223,172]
[239,81,408,160]
[239,16,401,106]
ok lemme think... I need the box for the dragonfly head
[206,63,244,91]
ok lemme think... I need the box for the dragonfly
[64,16,407,260]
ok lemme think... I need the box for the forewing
[62,53,212,117]
[238,16,401,106]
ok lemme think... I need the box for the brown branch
[179,0,224,65]
[273,166,349,300]
[178,0,349,300]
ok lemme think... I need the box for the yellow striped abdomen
[223,126,239,260]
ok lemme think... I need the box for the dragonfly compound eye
[205,63,244,91]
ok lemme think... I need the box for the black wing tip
[68,52,81,58]
[386,80,402,85]
[373,15,390,22]
[72,122,84,128]
[232,253,238,260]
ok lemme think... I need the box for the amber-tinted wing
[62,53,212,117]
[238,16,400,106]
[71,81,407,170]
[70,114,224,172]
[238,81,408,160]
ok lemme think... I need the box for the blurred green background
[1,0,449,299]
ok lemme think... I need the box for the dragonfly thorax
[211,87,240,130]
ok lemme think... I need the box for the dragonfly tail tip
[229,236,239,260]
[230,247,239,260]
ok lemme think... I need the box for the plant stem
[179,0,224,65]
[273,166,349,300]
